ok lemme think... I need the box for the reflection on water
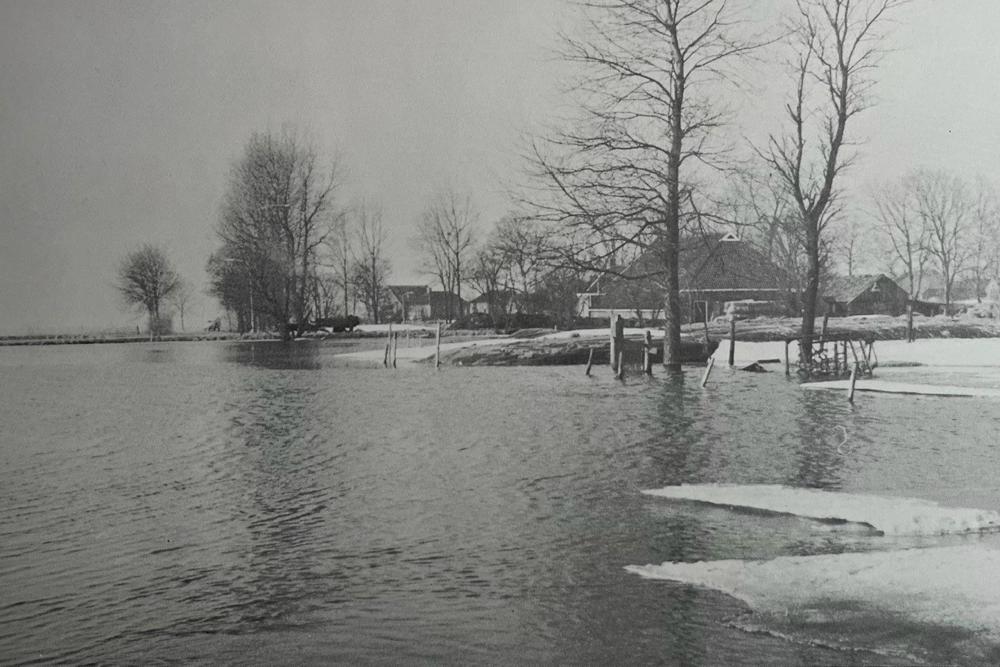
[1,341,999,664]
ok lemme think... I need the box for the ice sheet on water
[625,543,1000,644]
[642,484,1000,535]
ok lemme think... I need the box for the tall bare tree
[417,190,477,320]
[761,0,901,363]
[351,202,391,323]
[168,278,194,331]
[469,243,511,328]
[215,128,342,337]
[968,176,1000,303]
[116,244,181,337]
[493,216,548,309]
[527,0,761,371]
[871,175,930,302]
[912,169,973,312]
[326,212,354,316]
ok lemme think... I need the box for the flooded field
[2,339,1000,664]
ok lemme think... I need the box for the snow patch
[625,543,1000,643]
[642,484,1000,536]
[802,379,1000,398]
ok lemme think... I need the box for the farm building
[577,232,795,324]
[385,285,466,321]
[821,274,909,316]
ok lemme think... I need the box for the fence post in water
[610,314,624,375]
[435,322,442,369]
[383,323,392,368]
[728,317,736,366]
[701,356,715,387]
[643,330,653,375]
[906,301,914,342]
[848,362,859,403]
[585,348,594,376]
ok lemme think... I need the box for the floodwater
[2,340,1000,664]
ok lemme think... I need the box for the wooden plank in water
[802,380,1000,398]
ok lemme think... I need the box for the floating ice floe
[802,379,1000,398]
[642,484,1000,536]
[625,543,1000,644]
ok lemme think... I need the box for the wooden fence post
[848,362,859,403]
[644,330,653,375]
[906,302,914,342]
[435,322,441,369]
[585,348,594,376]
[701,356,715,387]
[616,350,625,381]
[392,332,398,368]
[383,323,392,368]
[610,314,624,374]
[784,340,790,376]
[728,317,736,366]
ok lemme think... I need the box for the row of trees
[204,129,399,333]
[869,170,1000,311]
[200,129,589,334]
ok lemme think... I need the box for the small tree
[169,278,194,331]
[116,244,181,337]
[352,201,391,323]
[416,190,477,320]
[913,169,973,312]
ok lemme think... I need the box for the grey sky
[1,1,998,333]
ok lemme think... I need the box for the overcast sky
[1,1,999,333]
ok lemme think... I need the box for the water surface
[2,341,999,664]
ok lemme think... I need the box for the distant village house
[385,285,466,322]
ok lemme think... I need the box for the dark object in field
[311,315,361,333]
[739,362,767,372]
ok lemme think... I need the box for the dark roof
[588,233,788,309]
[822,274,897,303]
[387,285,431,305]
[471,289,515,303]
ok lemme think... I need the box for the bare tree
[912,169,973,312]
[168,278,194,331]
[968,176,1000,303]
[761,0,902,363]
[326,211,354,316]
[417,189,477,320]
[215,128,342,337]
[469,243,511,328]
[352,202,391,323]
[871,175,929,302]
[493,216,548,309]
[116,244,181,337]
[725,170,809,296]
[527,0,762,371]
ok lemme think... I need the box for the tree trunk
[800,228,821,366]
[662,77,684,373]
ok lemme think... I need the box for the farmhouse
[821,274,909,316]
[385,285,466,321]
[577,233,794,323]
